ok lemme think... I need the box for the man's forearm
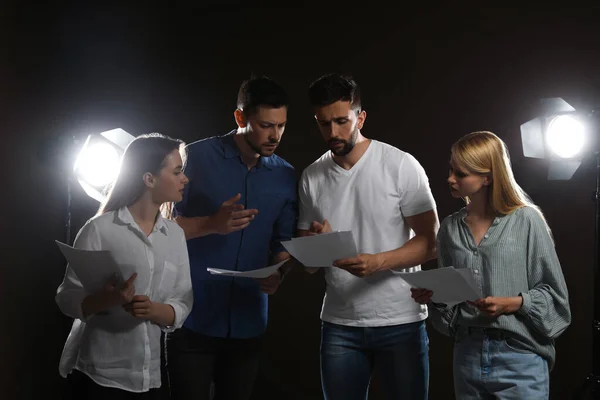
[378,235,437,271]
[175,216,214,240]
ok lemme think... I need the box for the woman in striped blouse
[411,131,571,399]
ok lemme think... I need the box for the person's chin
[261,147,277,156]
[330,148,347,157]
[449,189,462,198]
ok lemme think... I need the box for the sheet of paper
[281,231,358,267]
[55,240,124,293]
[397,267,482,305]
[207,259,289,279]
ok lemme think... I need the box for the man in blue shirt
[167,76,297,400]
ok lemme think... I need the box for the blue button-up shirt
[175,131,297,338]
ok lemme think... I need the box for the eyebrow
[316,116,350,122]
[258,119,286,125]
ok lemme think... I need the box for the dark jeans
[320,320,429,400]
[65,369,162,400]
[166,327,262,400]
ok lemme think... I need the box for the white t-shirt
[298,140,436,327]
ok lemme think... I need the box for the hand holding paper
[333,253,382,277]
[281,231,358,267]
[82,273,138,317]
[399,267,482,306]
[469,296,524,317]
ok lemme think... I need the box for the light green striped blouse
[429,206,571,368]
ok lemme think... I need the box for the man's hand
[410,288,434,304]
[310,219,331,235]
[255,271,282,295]
[468,296,523,317]
[333,253,383,277]
[209,193,259,235]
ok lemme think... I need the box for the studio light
[521,98,600,399]
[546,115,586,159]
[520,97,589,180]
[73,128,135,202]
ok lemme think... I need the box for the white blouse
[56,207,193,392]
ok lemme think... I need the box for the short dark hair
[308,73,361,112]
[237,76,289,117]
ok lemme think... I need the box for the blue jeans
[320,320,429,400]
[453,327,549,399]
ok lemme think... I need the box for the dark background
[3,3,600,399]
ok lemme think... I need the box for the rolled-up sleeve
[517,208,571,339]
[55,221,101,321]
[162,228,194,332]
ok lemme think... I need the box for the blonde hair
[451,131,536,215]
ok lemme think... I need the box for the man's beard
[328,126,358,156]
[244,134,278,157]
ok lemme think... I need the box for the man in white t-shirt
[298,74,439,400]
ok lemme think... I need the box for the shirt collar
[115,207,169,236]
[459,206,502,225]
[220,131,273,170]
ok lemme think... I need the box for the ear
[143,172,156,188]
[483,175,493,186]
[357,110,367,130]
[234,109,248,128]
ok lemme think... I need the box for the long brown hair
[98,133,185,218]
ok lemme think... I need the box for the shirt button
[484,234,489,238]
[473,250,478,255]
[474,269,479,274]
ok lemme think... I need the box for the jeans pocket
[503,338,533,354]
[453,328,467,344]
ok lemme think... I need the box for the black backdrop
[3,3,600,399]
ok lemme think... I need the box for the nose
[326,122,341,139]
[270,126,283,142]
[447,173,456,185]
[182,173,189,185]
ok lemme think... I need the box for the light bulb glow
[546,115,586,158]
[75,142,120,187]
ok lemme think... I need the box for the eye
[449,167,467,178]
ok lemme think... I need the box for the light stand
[520,99,599,399]
[577,150,600,399]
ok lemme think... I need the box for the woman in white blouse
[56,133,193,399]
